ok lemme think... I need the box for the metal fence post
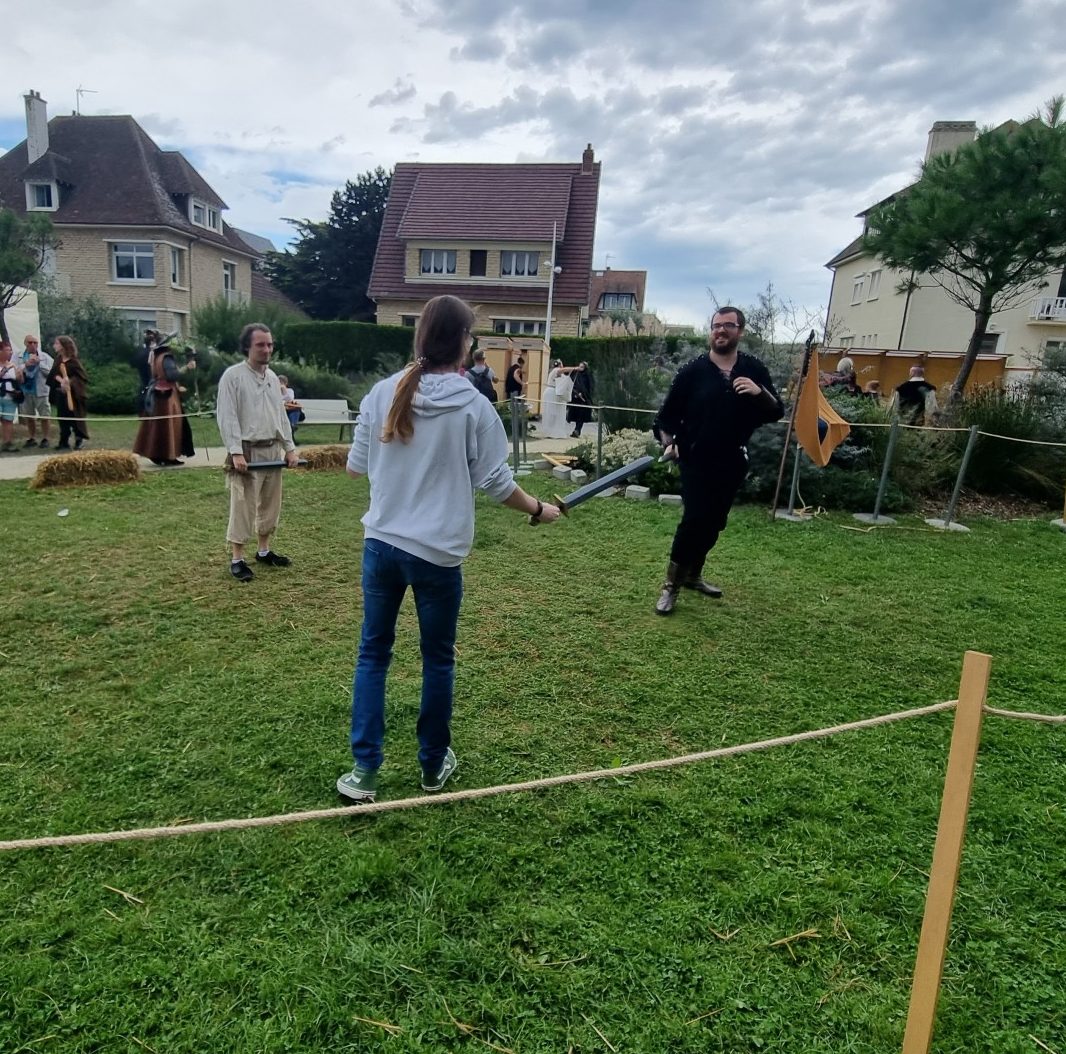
[774,443,812,522]
[510,394,520,471]
[855,416,900,526]
[595,411,604,479]
[925,424,979,533]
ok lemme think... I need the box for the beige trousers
[225,440,285,544]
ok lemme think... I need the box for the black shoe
[38,438,50,449]
[74,439,85,451]
[55,443,71,451]
[23,438,38,448]
[255,550,291,567]
[230,560,254,582]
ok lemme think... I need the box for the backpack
[470,367,497,403]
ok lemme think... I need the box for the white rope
[0,700,956,853]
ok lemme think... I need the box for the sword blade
[561,455,653,512]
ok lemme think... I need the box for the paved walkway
[0,434,582,482]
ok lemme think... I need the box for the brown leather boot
[683,558,723,598]
[655,561,682,615]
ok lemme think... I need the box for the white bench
[293,398,357,441]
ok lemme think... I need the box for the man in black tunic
[653,307,784,615]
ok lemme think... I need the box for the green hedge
[285,321,413,375]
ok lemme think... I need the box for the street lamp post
[544,221,562,347]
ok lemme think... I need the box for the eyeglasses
[710,322,740,331]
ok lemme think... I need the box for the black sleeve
[752,361,785,423]
[655,361,694,438]
[162,354,182,383]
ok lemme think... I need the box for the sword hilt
[527,495,567,526]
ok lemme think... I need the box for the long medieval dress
[132,348,194,464]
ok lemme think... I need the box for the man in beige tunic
[216,324,299,582]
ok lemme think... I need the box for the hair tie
[416,356,427,370]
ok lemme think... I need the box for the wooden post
[901,650,991,1054]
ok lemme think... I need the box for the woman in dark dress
[46,336,90,450]
[132,335,195,465]
[566,361,594,437]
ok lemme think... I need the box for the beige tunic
[215,361,295,455]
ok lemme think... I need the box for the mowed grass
[1,468,1063,1054]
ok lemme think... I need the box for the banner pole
[769,331,816,517]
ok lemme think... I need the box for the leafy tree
[191,295,302,354]
[864,97,1066,402]
[37,291,136,365]
[0,208,59,343]
[262,168,392,321]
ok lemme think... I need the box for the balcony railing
[223,288,248,305]
[1029,296,1066,321]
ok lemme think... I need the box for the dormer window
[26,181,57,211]
[190,197,221,232]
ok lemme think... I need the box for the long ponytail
[382,295,476,443]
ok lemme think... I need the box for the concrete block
[515,469,532,477]
[569,469,588,482]
[625,485,651,501]
[552,465,572,480]
[594,488,617,499]
[532,459,551,470]
[658,493,683,506]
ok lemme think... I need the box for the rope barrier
[0,700,957,853]
[36,410,217,424]
[984,705,1066,724]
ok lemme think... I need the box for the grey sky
[1,0,1062,326]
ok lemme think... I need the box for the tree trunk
[948,295,994,404]
[0,309,9,346]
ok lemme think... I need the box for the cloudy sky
[2,0,1063,327]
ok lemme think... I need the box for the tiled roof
[824,234,867,269]
[398,165,573,239]
[250,271,309,318]
[369,155,600,306]
[0,114,252,256]
[589,268,647,312]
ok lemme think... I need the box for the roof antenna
[75,86,98,115]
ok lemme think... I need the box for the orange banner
[794,347,850,467]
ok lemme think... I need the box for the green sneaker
[421,748,458,792]
[337,765,378,802]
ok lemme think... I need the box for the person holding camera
[0,342,23,453]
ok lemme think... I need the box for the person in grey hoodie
[338,295,561,804]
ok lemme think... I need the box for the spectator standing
[504,356,525,401]
[467,349,498,403]
[18,335,53,448]
[0,342,23,453]
[890,366,939,424]
[46,336,90,451]
[567,361,594,437]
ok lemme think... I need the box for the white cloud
[1,0,1062,326]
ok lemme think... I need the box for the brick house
[369,145,601,338]
[0,91,261,338]
[588,267,647,319]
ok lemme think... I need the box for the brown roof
[824,234,867,269]
[589,268,647,313]
[0,114,253,256]
[250,271,309,318]
[369,154,600,306]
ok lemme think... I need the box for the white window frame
[420,249,457,275]
[26,181,58,211]
[600,292,636,310]
[867,269,882,300]
[851,276,865,305]
[116,309,158,340]
[222,260,238,301]
[110,242,156,284]
[492,318,546,336]
[170,246,185,288]
[190,197,222,232]
[500,250,539,277]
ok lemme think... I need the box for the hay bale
[31,450,142,490]
[297,444,349,471]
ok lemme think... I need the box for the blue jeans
[350,539,463,772]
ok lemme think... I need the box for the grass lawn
[1,469,1063,1053]
[3,414,350,455]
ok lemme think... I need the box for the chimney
[924,121,977,162]
[581,143,594,174]
[25,90,49,164]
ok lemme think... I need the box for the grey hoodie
[348,369,516,566]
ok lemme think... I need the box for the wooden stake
[901,650,991,1054]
